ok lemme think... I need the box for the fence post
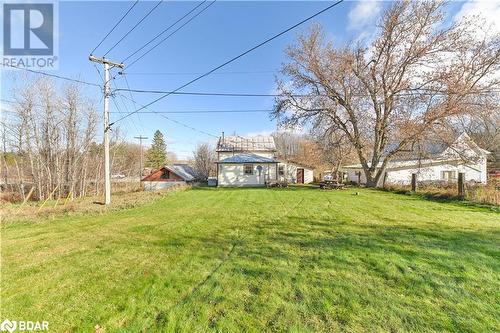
[357,172,361,185]
[458,172,465,199]
[411,173,417,192]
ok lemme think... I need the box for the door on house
[297,168,304,184]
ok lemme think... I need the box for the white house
[342,133,490,186]
[216,135,314,187]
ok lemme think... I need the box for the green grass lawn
[1,187,499,332]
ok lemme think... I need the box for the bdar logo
[0,319,17,333]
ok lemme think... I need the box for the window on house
[441,171,456,181]
[244,164,253,175]
[162,169,170,179]
[278,165,284,176]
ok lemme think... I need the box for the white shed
[277,161,314,184]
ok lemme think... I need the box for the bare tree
[274,0,500,187]
[313,128,355,177]
[273,131,303,160]
[6,76,99,200]
[193,143,215,180]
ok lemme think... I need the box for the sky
[2,0,499,159]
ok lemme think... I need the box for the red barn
[141,164,197,190]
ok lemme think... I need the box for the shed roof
[216,135,276,152]
[217,153,278,164]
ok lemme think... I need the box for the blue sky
[2,0,495,159]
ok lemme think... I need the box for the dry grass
[383,179,499,206]
[0,184,189,224]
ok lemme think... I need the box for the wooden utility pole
[134,135,148,180]
[88,55,124,205]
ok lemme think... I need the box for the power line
[103,0,164,57]
[118,93,218,138]
[2,63,101,88]
[126,0,216,69]
[114,87,500,98]
[122,70,276,76]
[122,74,147,133]
[122,0,208,63]
[109,107,274,114]
[114,88,291,97]
[110,85,141,135]
[110,0,345,125]
[90,0,140,55]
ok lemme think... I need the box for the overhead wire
[118,92,218,138]
[2,63,101,88]
[110,0,345,125]
[125,0,216,68]
[122,0,208,63]
[103,0,165,57]
[90,0,140,55]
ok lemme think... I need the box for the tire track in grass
[153,240,238,329]
[152,190,305,330]
[147,189,248,330]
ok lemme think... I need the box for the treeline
[1,76,142,201]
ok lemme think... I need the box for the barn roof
[217,153,278,164]
[216,135,276,152]
[168,164,197,181]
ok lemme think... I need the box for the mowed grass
[1,187,499,332]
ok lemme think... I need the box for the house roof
[217,153,279,164]
[167,164,197,181]
[216,135,276,152]
[342,133,489,171]
[384,132,490,161]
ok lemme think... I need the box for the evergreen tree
[146,130,167,169]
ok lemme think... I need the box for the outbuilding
[342,133,490,186]
[277,161,314,184]
[141,164,197,191]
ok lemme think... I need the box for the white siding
[344,159,487,185]
[143,181,185,191]
[218,163,277,187]
[278,163,314,184]
[346,170,366,184]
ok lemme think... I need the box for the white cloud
[348,0,382,30]
[455,0,500,37]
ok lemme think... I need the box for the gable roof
[383,132,490,161]
[216,135,276,152]
[168,164,197,181]
[141,164,197,182]
[342,133,489,170]
[217,153,278,164]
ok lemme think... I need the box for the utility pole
[89,55,124,205]
[134,135,148,181]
